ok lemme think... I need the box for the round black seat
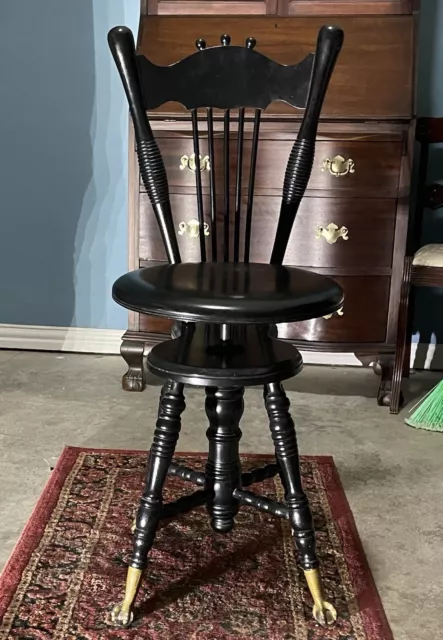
[112,262,344,325]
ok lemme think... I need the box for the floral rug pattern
[0,448,392,639]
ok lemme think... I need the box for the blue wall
[0,0,138,330]
[0,1,441,333]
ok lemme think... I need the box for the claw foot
[304,568,337,627]
[111,603,134,628]
[312,601,337,626]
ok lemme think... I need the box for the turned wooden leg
[391,257,412,413]
[112,380,185,627]
[205,386,244,533]
[121,339,146,392]
[264,382,336,626]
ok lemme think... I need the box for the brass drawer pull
[323,306,344,320]
[316,223,349,244]
[178,219,210,239]
[180,153,210,173]
[322,155,355,177]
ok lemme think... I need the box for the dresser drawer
[140,194,214,262]
[248,196,396,268]
[251,140,402,198]
[142,137,222,194]
[277,276,390,343]
[142,137,402,199]
[139,193,396,269]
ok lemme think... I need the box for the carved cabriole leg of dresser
[121,324,182,393]
[121,338,146,392]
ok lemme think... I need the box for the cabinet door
[145,0,277,15]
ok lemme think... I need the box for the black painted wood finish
[233,488,290,519]
[110,20,342,627]
[131,381,185,571]
[264,382,319,570]
[113,263,344,325]
[168,461,206,486]
[169,461,279,488]
[147,323,304,387]
[204,386,244,533]
[108,24,343,271]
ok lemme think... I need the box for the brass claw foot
[110,567,142,628]
[312,600,337,626]
[111,603,134,628]
[304,568,337,627]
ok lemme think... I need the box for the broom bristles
[405,378,443,431]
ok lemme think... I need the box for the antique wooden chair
[391,117,443,413]
[108,24,344,628]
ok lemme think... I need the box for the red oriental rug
[0,448,392,640]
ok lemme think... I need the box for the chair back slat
[223,109,231,262]
[207,108,218,261]
[244,109,261,263]
[271,25,344,264]
[191,109,207,262]
[234,108,245,262]
[109,25,344,268]
[108,26,181,264]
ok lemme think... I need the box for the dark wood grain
[277,276,391,343]
[247,140,402,198]
[139,314,173,334]
[149,1,270,15]
[386,122,413,345]
[148,0,414,15]
[139,192,397,269]
[249,197,396,268]
[284,0,413,15]
[144,136,402,199]
[139,16,414,118]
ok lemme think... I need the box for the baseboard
[0,324,438,368]
[0,324,124,355]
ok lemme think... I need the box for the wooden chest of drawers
[121,1,418,410]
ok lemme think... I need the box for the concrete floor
[0,350,442,640]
